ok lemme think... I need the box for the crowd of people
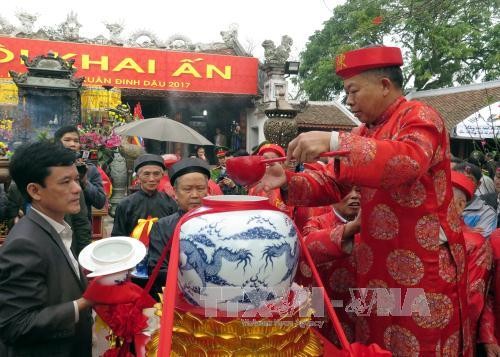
[0,45,499,356]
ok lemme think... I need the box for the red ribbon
[157,196,353,355]
[84,281,146,305]
[84,280,156,357]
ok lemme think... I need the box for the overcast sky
[2,0,345,61]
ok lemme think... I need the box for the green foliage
[35,129,50,142]
[97,147,115,169]
[298,0,499,99]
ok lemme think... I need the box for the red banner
[0,36,258,95]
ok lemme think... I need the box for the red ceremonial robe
[293,163,332,233]
[442,225,492,346]
[158,176,223,198]
[478,229,500,345]
[157,175,176,198]
[247,186,292,215]
[285,97,470,356]
[295,208,357,344]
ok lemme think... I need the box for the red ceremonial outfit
[157,175,176,198]
[448,171,493,350]
[295,208,358,344]
[286,96,470,355]
[293,162,332,233]
[248,144,293,215]
[247,186,292,214]
[463,225,492,346]
[156,175,223,198]
[478,229,500,345]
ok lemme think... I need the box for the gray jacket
[462,195,498,237]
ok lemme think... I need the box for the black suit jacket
[0,209,92,357]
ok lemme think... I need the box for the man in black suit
[0,141,94,357]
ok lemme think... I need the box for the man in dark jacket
[0,141,94,356]
[111,154,178,237]
[147,158,210,300]
[5,180,91,256]
[0,184,6,220]
[54,126,106,222]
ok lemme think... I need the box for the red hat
[257,143,285,158]
[216,149,228,158]
[451,171,476,201]
[335,46,403,79]
[162,154,179,169]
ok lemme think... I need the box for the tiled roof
[293,101,358,130]
[407,80,500,130]
[289,80,499,132]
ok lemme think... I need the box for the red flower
[372,16,383,25]
[98,303,148,343]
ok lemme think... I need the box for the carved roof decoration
[15,11,37,35]
[21,52,76,74]
[10,52,84,90]
[166,34,194,50]
[0,15,15,34]
[59,11,81,41]
[128,30,163,48]
[261,35,293,65]
[0,11,252,57]
[104,21,124,45]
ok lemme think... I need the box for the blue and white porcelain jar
[178,195,299,313]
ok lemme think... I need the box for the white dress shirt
[31,207,81,322]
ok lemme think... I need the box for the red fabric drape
[156,197,388,356]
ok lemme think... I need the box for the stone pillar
[260,63,298,148]
[108,152,128,217]
[263,63,288,103]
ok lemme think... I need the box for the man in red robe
[158,154,222,197]
[478,228,500,356]
[248,143,292,214]
[259,46,470,355]
[157,154,180,198]
[449,171,492,351]
[295,187,361,344]
[293,161,332,233]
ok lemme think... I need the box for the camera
[216,173,227,183]
[75,150,89,176]
[77,150,90,160]
[76,162,88,176]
